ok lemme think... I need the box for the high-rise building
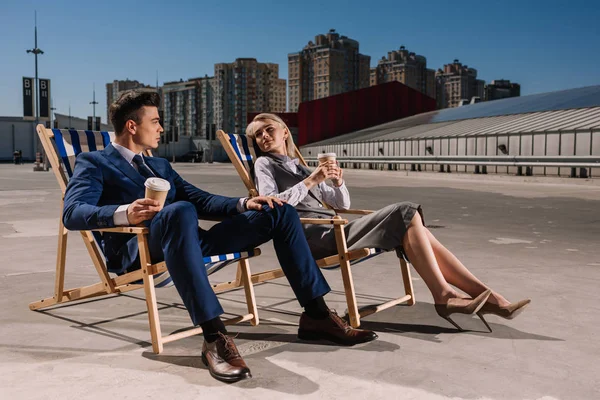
[435,59,485,109]
[161,76,214,143]
[105,79,155,124]
[214,58,286,134]
[370,46,436,99]
[485,79,521,101]
[288,29,370,112]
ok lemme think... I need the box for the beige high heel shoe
[476,299,531,332]
[434,289,492,331]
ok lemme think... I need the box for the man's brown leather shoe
[201,333,251,383]
[298,310,378,346]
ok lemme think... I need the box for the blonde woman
[246,113,530,331]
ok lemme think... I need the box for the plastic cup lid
[317,152,337,158]
[144,177,171,191]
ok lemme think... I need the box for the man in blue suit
[63,90,376,383]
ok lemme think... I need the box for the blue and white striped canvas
[226,133,259,179]
[52,129,114,178]
[205,250,258,276]
[148,249,259,288]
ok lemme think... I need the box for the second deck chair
[30,125,267,354]
[217,130,416,328]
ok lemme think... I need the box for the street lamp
[26,11,44,167]
[90,83,98,129]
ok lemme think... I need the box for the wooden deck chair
[217,130,416,328]
[31,124,265,354]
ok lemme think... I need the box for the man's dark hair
[109,90,161,135]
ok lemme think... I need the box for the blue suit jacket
[63,144,241,273]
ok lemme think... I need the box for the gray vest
[263,155,335,219]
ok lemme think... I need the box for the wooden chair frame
[217,130,416,328]
[31,125,269,354]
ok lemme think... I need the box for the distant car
[177,150,204,163]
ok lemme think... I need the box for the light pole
[26,11,44,165]
[90,83,98,129]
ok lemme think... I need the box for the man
[62,90,377,383]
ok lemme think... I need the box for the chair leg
[238,258,259,326]
[30,207,107,310]
[234,262,243,287]
[400,259,416,306]
[80,231,116,293]
[137,234,163,354]
[53,214,68,302]
[339,257,360,327]
[333,221,360,328]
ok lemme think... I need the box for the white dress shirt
[111,143,143,226]
[254,154,351,210]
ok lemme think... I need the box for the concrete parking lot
[1,163,599,400]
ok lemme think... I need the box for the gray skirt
[303,202,423,260]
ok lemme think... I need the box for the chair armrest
[299,217,348,225]
[92,216,226,235]
[331,208,374,215]
[92,227,149,234]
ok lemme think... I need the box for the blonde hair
[246,113,296,157]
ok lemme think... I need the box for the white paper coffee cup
[144,177,171,208]
[317,152,337,163]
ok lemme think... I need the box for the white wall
[0,120,36,161]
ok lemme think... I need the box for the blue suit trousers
[148,202,331,325]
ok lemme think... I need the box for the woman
[246,113,530,331]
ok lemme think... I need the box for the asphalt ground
[1,163,599,400]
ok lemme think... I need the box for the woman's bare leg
[402,214,462,304]
[425,229,510,306]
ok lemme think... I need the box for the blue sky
[1,0,598,123]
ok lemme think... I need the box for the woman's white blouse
[254,155,351,209]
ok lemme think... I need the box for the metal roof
[428,85,600,123]
[304,85,600,146]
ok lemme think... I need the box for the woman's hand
[304,161,339,189]
[329,163,344,187]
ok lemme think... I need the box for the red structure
[297,81,436,145]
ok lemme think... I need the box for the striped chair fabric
[52,129,259,287]
[224,132,260,181]
[224,132,386,270]
[52,129,115,178]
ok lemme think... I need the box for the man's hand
[246,196,285,211]
[127,198,162,225]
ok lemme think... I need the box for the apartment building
[288,29,370,112]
